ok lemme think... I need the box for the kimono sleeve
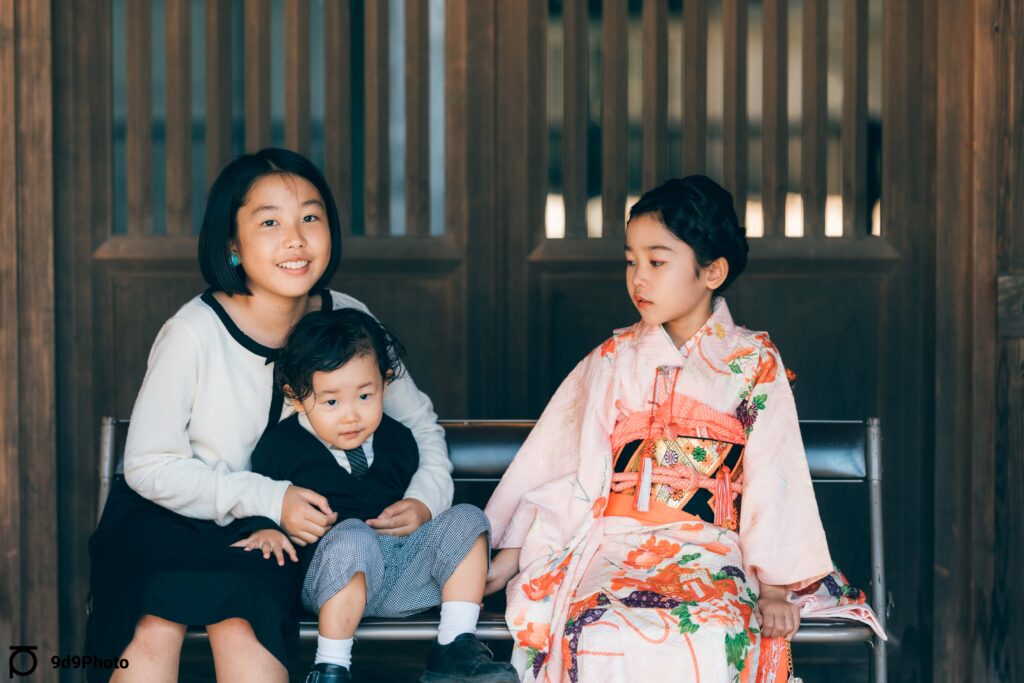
[738,343,833,590]
[485,347,616,554]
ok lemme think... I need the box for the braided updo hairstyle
[627,175,749,293]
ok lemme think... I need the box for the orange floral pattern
[517,621,550,651]
[522,553,572,601]
[623,536,682,570]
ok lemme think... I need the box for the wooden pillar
[0,0,57,676]
[934,0,1024,680]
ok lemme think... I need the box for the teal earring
[229,253,241,267]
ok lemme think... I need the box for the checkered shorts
[302,503,490,617]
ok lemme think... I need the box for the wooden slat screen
[112,0,448,239]
[108,0,877,243]
[533,0,879,242]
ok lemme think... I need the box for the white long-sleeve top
[123,290,454,526]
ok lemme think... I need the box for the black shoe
[305,661,352,683]
[420,633,519,682]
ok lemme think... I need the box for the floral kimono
[485,299,835,682]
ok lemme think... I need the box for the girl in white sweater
[85,149,453,683]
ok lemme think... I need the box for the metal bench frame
[97,417,887,681]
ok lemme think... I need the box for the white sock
[437,601,481,645]
[314,634,353,669]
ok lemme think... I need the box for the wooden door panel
[730,274,883,419]
[108,270,206,417]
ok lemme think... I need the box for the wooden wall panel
[15,0,57,661]
[334,271,464,417]
[730,275,881,419]
[534,271,636,410]
[0,0,56,675]
[533,268,884,423]
[965,0,1022,680]
[882,1,936,679]
[109,273,207,417]
[0,0,21,653]
[54,0,112,666]
[497,0,546,415]
[934,1,976,680]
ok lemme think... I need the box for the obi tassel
[634,456,653,512]
[713,466,736,528]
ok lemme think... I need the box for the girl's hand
[231,529,299,567]
[280,485,338,546]
[366,498,431,537]
[484,547,521,596]
[756,583,800,639]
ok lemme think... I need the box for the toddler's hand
[484,547,521,596]
[756,584,800,639]
[231,529,299,567]
[281,485,338,546]
[366,498,431,536]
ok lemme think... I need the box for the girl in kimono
[484,176,833,682]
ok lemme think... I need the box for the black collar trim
[200,288,335,363]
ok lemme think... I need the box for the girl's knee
[132,615,186,652]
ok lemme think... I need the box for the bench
[97,417,888,681]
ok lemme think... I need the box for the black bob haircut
[274,308,406,403]
[627,175,749,293]
[198,148,343,295]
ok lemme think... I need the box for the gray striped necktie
[345,445,368,478]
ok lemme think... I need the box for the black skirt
[84,479,302,683]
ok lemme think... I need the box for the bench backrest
[97,417,885,637]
